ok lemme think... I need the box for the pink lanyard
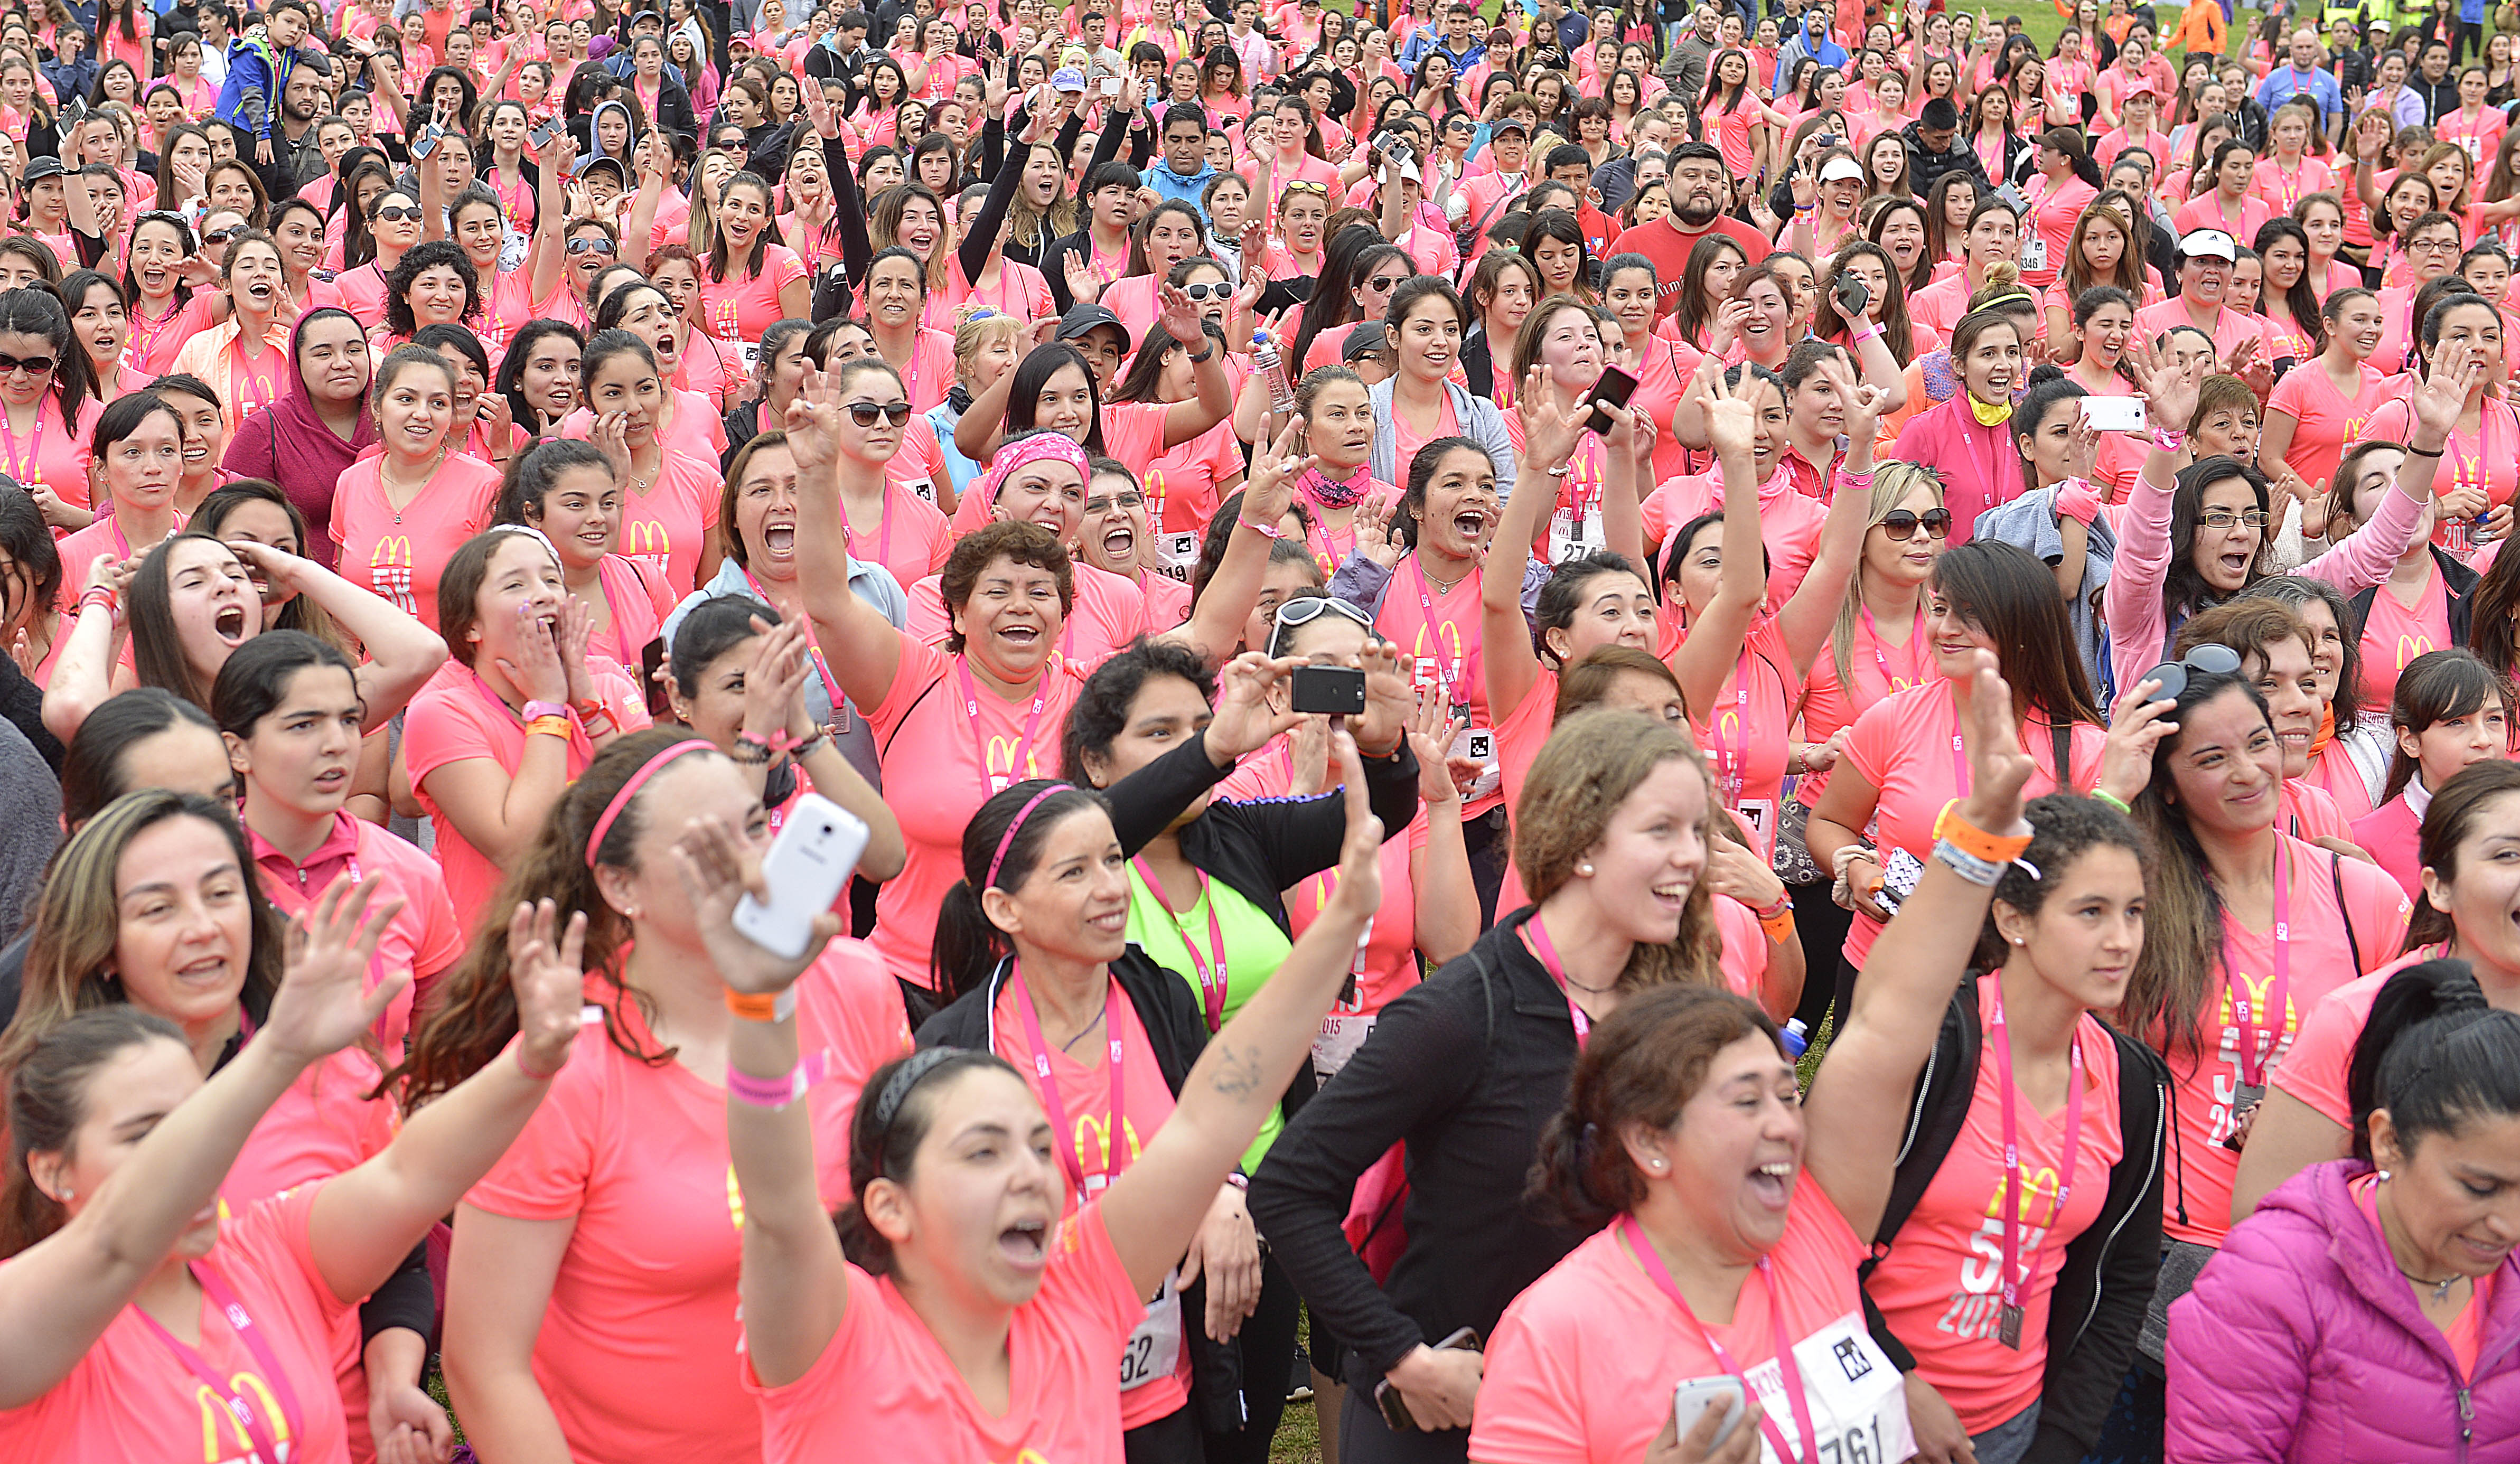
[1306,518,1361,577]
[1861,602,1926,695]
[1521,913,1590,1045]
[1707,650,1753,806]
[0,398,45,482]
[1010,964,1127,1195]
[1617,1215,1820,1464]
[133,1262,307,1464]
[2223,846,2291,1087]
[958,658,1050,794]
[834,480,895,568]
[1985,978,2085,1348]
[1407,554,1465,709]
[739,568,848,730]
[1132,857,1229,1031]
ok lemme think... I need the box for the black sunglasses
[846,400,914,427]
[1178,280,1230,301]
[1879,507,1952,541]
[369,203,421,222]
[2137,642,2242,705]
[200,225,239,245]
[1363,273,1404,292]
[0,352,57,376]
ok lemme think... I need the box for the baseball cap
[2369,16,2391,29]
[2179,228,2238,261]
[1818,156,1863,184]
[20,157,64,183]
[1491,117,1530,138]
[575,154,628,184]
[1343,322,1390,360]
[1056,302,1130,348]
[1051,65,1088,93]
[2123,80,2158,100]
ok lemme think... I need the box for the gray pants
[1970,1401,2042,1464]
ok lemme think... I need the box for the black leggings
[1337,1377,1473,1464]
[1788,878,1853,1033]
[1126,1404,1204,1464]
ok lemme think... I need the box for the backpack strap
[2331,850,2363,975]
[1862,974,1982,1271]
[2052,716,2074,789]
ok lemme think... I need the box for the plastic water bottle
[1779,1019,1810,1059]
[1252,329,1300,420]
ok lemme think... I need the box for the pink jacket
[2166,1160,2520,1463]
[2102,465,2428,700]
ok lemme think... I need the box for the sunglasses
[370,203,421,223]
[1282,180,1330,196]
[1178,281,1230,301]
[1879,507,1952,541]
[2137,641,2241,703]
[1273,594,1374,637]
[0,353,56,376]
[200,225,240,246]
[567,236,618,255]
[845,400,914,427]
[1362,273,1405,293]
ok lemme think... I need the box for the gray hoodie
[1974,486,2115,692]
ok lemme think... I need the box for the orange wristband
[526,714,573,739]
[1934,800,2034,864]
[726,987,795,1021]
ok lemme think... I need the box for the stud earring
[2378,1169,2393,1182]
[1578,861,1595,877]
[1648,1158,1665,1171]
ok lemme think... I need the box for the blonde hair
[687,148,742,258]
[1513,709,1725,991]
[952,307,1026,387]
[1829,460,1946,691]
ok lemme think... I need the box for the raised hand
[1319,727,1386,923]
[262,876,408,1069]
[1243,417,1312,527]
[2413,343,2484,444]
[1206,651,1305,762]
[1064,247,1102,304]
[1157,280,1207,349]
[505,897,587,1077]
[1515,363,1587,467]
[669,813,843,993]
[1954,649,2034,834]
[739,614,814,744]
[1408,687,1467,805]
[2121,334,2204,437]
[2096,673,2179,806]
[1351,488,1404,569]
[1820,353,1885,445]
[781,366,844,473]
[1701,364,1758,463]
[499,597,572,704]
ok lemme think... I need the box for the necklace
[1057,1006,1106,1053]
[2401,1267,2464,1304]
[1422,560,1470,595]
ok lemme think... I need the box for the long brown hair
[383,730,732,1108]
[2,1006,188,1257]
[1512,708,1723,990]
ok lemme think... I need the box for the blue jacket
[2254,63,2343,123]
[1142,160,1219,215]
[214,37,319,139]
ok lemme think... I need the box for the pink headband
[586,739,716,869]
[985,782,1073,891]
[979,432,1093,513]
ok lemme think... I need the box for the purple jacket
[2166,1160,2520,1462]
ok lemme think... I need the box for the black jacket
[1858,973,2168,1464]
[1904,121,1992,194]
[1248,912,1590,1393]
[2349,543,2480,649]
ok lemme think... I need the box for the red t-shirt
[1612,213,1776,322]
[463,941,909,1464]
[751,1205,1147,1464]
[1864,980,2124,1432]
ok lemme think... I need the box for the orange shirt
[1863,980,2124,1432]
[753,1204,1147,1463]
[0,1185,355,1463]
[462,939,910,1464]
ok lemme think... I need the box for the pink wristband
[2054,480,2103,525]
[727,1052,833,1110]
[508,1034,563,1083]
[2149,426,2188,454]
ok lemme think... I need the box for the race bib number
[1739,1312,1913,1464]
[1548,506,1605,562]
[1157,531,1200,584]
[735,337,766,376]
[1736,799,1774,840]
[1452,725,1500,803]
[2018,233,2047,275]
[1313,1010,1376,1076]
[1119,1271,1186,1392]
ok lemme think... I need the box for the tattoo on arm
[1208,1043,1266,1100]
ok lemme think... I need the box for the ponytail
[2345,959,2520,1162]
[929,780,1109,1001]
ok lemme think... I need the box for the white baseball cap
[2179,228,2238,262]
[1818,156,1864,184]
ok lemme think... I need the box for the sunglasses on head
[846,400,914,427]
[1879,507,1952,541]
[2138,641,2241,704]
[1283,180,1329,196]
[1274,595,1374,637]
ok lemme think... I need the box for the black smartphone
[1583,365,1639,437]
[1290,664,1366,716]
[1833,271,1871,322]
[530,119,559,147]
[1374,1327,1482,1433]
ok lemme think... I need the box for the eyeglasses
[1083,490,1144,513]
[370,203,420,223]
[2137,641,2241,703]
[1879,507,1952,541]
[1363,273,1404,293]
[0,353,56,377]
[2411,235,2462,255]
[845,400,914,427]
[2198,506,2271,529]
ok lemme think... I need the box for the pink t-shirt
[906,563,1146,674]
[0,1184,355,1463]
[587,553,669,690]
[2170,192,2273,246]
[752,1205,1144,1464]
[990,976,1188,1424]
[1796,601,1934,808]
[1864,980,2125,1432]
[1629,335,1708,485]
[2265,359,2392,500]
[2153,834,2410,1246]
[2359,396,2520,543]
[1139,418,1245,539]
[1376,550,1498,815]
[2249,155,2337,217]
[840,473,957,592]
[1839,680,2107,968]
[2022,175,2096,289]
[463,939,910,1464]
[1468,1185,1885,1464]
[892,328,959,413]
[402,661,651,916]
[2348,790,2427,899]
[2355,558,2453,711]
[1640,464,1828,607]
[55,509,184,607]
[2270,944,2447,1127]
[248,812,465,1062]
[2132,297,2273,368]
[0,395,99,509]
[558,388,729,467]
[697,243,809,343]
[1386,392,1460,494]
[327,449,504,633]
[864,640,1084,986]
[1686,616,1800,858]
[615,448,726,598]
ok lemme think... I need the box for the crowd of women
[6,0,2520,1461]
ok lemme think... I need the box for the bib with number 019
[1119,1270,1186,1392]
[1738,1312,1913,1464]
[1157,531,1201,584]
[1548,505,1606,563]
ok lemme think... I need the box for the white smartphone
[1102,76,1122,96]
[1672,1376,1746,1450]
[733,794,869,960]
[2081,396,2146,433]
